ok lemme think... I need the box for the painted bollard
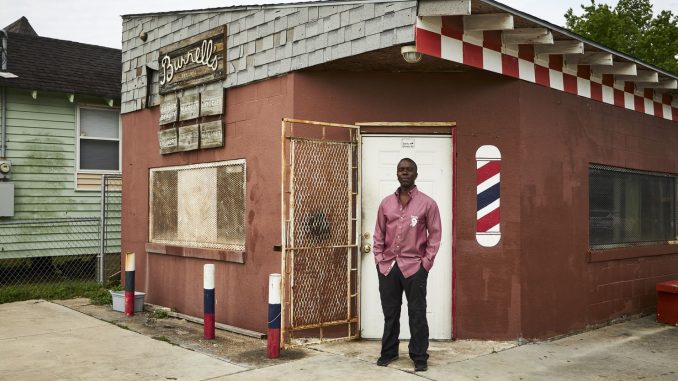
[267,273,281,358]
[124,252,135,317]
[204,264,216,340]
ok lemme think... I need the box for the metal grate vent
[149,160,246,250]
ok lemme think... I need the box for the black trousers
[378,262,429,362]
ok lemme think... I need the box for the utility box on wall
[0,182,14,217]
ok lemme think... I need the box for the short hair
[398,158,418,172]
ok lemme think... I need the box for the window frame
[588,164,678,261]
[75,104,122,175]
[147,159,247,258]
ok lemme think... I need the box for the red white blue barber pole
[204,264,216,340]
[124,252,135,316]
[476,145,501,247]
[267,273,281,358]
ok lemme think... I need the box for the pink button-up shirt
[373,186,442,278]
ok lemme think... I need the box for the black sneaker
[376,354,398,366]
[414,360,428,372]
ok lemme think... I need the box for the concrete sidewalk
[0,300,247,380]
[1,300,677,381]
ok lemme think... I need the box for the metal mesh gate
[281,118,360,347]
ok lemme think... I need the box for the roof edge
[480,0,678,80]
[122,0,411,18]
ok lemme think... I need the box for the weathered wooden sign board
[179,94,200,121]
[158,26,227,94]
[200,90,223,116]
[200,120,224,149]
[158,128,178,154]
[159,96,178,125]
[178,124,200,151]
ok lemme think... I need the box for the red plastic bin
[656,280,678,326]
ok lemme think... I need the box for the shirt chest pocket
[408,214,426,228]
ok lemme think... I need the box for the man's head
[397,158,418,191]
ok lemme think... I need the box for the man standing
[373,158,441,372]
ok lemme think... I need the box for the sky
[1,0,678,49]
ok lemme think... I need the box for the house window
[77,106,121,172]
[589,165,677,249]
[149,160,246,251]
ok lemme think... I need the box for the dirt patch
[54,298,310,368]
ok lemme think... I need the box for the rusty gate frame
[280,118,361,348]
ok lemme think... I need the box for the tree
[565,0,678,74]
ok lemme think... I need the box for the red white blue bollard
[267,273,281,358]
[124,252,135,317]
[204,264,216,340]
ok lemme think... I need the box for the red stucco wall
[122,68,678,339]
[291,70,524,339]
[121,76,292,332]
[517,82,678,338]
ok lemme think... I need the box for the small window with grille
[589,164,677,249]
[149,160,246,251]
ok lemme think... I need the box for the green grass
[151,309,170,319]
[0,281,122,305]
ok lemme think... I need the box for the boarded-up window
[149,160,246,250]
[589,165,677,249]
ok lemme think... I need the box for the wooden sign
[200,90,223,117]
[158,128,178,154]
[159,96,178,125]
[200,120,224,149]
[178,124,199,151]
[158,26,226,94]
[179,94,200,121]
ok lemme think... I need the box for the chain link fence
[0,175,122,302]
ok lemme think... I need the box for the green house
[0,18,122,269]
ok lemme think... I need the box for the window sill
[588,243,678,263]
[145,242,245,264]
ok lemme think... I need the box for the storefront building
[120,0,678,343]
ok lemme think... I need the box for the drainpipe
[1,86,6,159]
[1,28,7,158]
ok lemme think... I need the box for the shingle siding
[120,0,417,113]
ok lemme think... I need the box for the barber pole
[267,273,281,358]
[124,252,135,316]
[476,145,501,247]
[204,264,216,340]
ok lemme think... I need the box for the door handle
[361,243,372,254]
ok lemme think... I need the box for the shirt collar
[395,185,419,198]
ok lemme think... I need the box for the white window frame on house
[74,104,122,191]
[589,164,678,250]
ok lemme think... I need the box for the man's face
[397,160,417,189]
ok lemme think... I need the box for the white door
[360,135,453,340]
